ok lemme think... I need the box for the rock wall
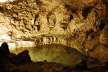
[0,0,108,62]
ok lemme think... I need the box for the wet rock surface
[0,0,108,71]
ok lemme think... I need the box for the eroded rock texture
[0,0,108,63]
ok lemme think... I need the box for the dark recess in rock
[99,20,106,30]
[82,6,93,19]
[36,25,40,31]
[69,14,73,20]
[64,5,77,14]
[86,29,94,36]
[61,23,68,30]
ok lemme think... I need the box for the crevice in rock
[69,14,73,20]
[36,25,40,31]
[34,14,39,24]
[61,23,68,30]
[64,4,77,15]
[86,29,94,36]
[82,6,93,19]
[99,20,106,31]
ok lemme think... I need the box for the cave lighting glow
[0,0,8,2]
[0,0,14,3]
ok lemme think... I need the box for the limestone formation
[0,0,107,65]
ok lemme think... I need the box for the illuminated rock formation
[0,0,107,63]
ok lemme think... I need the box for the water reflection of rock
[29,44,84,66]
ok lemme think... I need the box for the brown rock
[99,26,108,45]
[89,45,108,62]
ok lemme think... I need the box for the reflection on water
[12,44,85,66]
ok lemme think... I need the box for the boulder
[11,50,32,65]
[0,42,10,55]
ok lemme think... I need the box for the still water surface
[12,44,85,66]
